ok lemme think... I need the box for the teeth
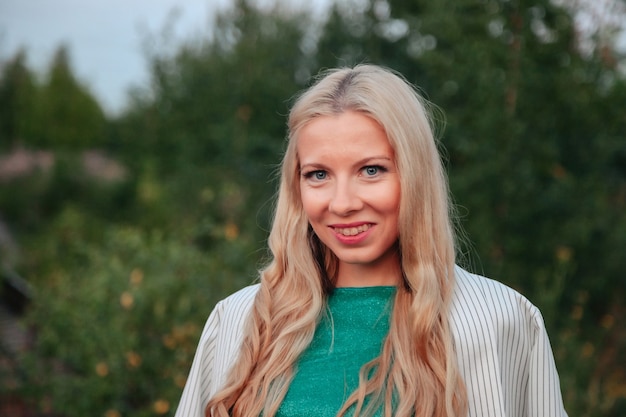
[334,224,371,236]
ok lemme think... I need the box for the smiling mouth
[333,224,372,236]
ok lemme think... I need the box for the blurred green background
[1,0,625,416]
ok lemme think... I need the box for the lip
[329,222,374,245]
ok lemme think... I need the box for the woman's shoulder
[451,265,545,333]
[210,283,260,322]
[193,284,260,357]
[450,266,567,417]
[218,283,260,306]
[453,265,539,311]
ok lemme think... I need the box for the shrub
[19,225,257,417]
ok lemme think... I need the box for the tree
[0,49,38,149]
[31,46,107,149]
[114,0,314,237]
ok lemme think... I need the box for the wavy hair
[206,64,467,417]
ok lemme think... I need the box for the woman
[175,65,567,417]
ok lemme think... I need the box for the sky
[0,0,330,115]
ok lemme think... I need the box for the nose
[328,178,363,216]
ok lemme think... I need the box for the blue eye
[364,166,381,176]
[304,170,327,180]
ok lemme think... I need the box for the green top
[276,286,396,417]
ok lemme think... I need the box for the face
[297,111,401,287]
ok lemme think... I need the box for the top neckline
[332,285,397,291]
[330,286,397,297]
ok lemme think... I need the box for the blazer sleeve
[528,308,568,417]
[174,284,258,417]
[175,301,224,417]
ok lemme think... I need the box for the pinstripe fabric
[175,266,567,416]
[174,285,258,417]
[449,267,567,417]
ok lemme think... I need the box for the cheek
[374,182,401,214]
[390,188,401,215]
[300,188,322,221]
[381,186,401,233]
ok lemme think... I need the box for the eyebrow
[300,156,393,171]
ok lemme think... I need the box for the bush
[19,224,257,417]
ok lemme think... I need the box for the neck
[335,258,402,287]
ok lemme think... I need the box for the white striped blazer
[175,266,568,416]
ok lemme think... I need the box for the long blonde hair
[206,64,467,417]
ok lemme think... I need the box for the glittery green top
[276,286,396,417]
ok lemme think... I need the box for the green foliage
[0,45,107,150]
[0,50,38,150]
[19,214,255,416]
[33,47,107,149]
[113,1,313,238]
[0,151,133,234]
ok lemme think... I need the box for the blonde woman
[175,64,567,417]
